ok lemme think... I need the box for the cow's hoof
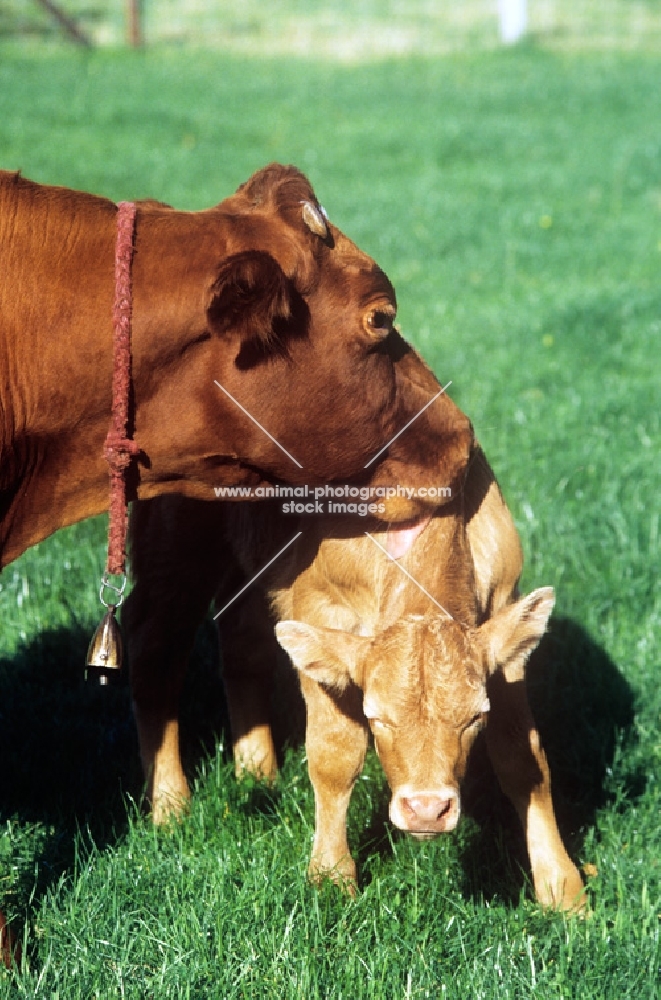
[233,731,278,784]
[0,911,20,970]
[150,787,191,826]
[234,757,278,786]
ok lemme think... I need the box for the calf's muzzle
[390,787,460,836]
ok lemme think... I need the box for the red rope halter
[104,201,140,576]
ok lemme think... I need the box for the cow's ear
[206,250,309,366]
[275,621,370,691]
[479,587,555,680]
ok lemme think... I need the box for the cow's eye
[364,308,395,340]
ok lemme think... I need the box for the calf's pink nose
[398,792,459,833]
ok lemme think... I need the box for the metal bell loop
[99,572,127,609]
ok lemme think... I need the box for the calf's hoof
[534,864,588,914]
[308,857,358,898]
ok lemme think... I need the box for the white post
[498,0,527,44]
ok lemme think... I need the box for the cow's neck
[0,176,112,563]
[0,176,223,567]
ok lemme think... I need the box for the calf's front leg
[485,671,586,911]
[300,674,368,891]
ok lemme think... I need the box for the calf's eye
[370,718,394,735]
[469,698,490,729]
[363,708,392,732]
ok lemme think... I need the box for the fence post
[498,0,527,44]
[126,0,143,46]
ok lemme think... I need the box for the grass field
[0,34,660,999]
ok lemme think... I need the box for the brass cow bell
[86,605,123,685]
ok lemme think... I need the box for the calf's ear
[206,250,309,366]
[275,621,370,691]
[479,587,555,680]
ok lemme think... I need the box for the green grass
[1,41,660,997]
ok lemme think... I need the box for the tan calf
[126,448,585,911]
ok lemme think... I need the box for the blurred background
[2,0,661,52]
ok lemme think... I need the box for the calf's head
[276,587,554,837]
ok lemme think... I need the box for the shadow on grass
[0,622,139,940]
[0,617,231,935]
[0,625,139,827]
[0,613,299,903]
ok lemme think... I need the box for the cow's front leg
[217,586,278,783]
[300,674,368,893]
[127,620,201,824]
[126,497,224,824]
[485,672,586,911]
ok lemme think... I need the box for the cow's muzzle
[390,788,460,836]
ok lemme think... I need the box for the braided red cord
[104,201,140,576]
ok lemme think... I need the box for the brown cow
[0,163,471,569]
[0,162,475,965]
[126,446,585,912]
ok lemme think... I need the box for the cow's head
[276,587,554,837]
[155,163,473,508]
